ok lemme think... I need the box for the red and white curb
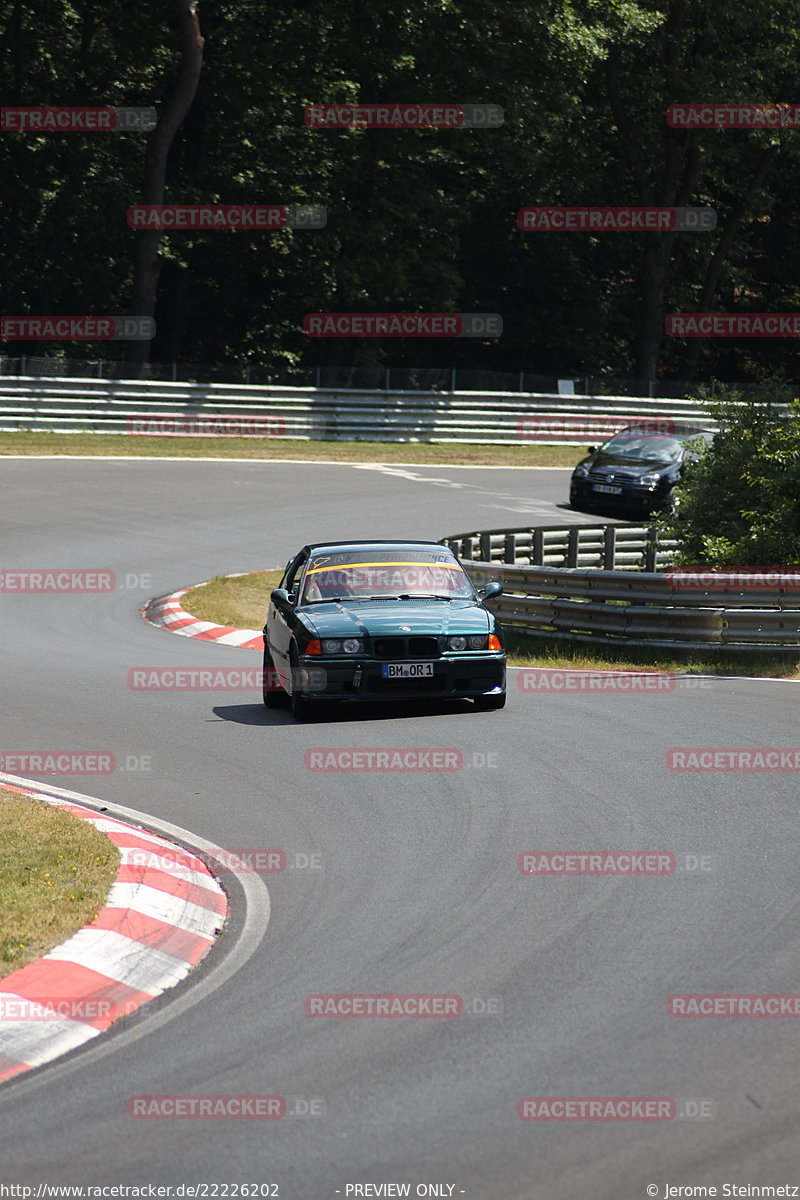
[143,578,263,650]
[0,781,227,1083]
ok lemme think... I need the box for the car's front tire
[289,644,315,721]
[473,692,506,711]
[262,645,286,708]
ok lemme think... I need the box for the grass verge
[179,571,800,678]
[180,569,283,629]
[0,789,120,979]
[0,432,581,468]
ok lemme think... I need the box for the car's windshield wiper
[303,595,386,604]
[396,593,458,601]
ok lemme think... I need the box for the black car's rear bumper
[296,653,506,702]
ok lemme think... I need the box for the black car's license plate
[381,662,435,679]
[592,483,623,494]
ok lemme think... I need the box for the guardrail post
[532,528,544,565]
[97,360,103,377]
[460,537,472,560]
[567,527,579,568]
[479,532,491,561]
[504,533,516,564]
[645,527,658,573]
[603,525,616,570]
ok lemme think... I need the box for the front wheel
[473,692,506,711]
[289,645,315,721]
[263,644,286,707]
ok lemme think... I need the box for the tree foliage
[1,0,800,378]
[658,383,800,565]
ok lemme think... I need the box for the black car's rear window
[300,549,475,603]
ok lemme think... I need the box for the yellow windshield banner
[307,559,461,575]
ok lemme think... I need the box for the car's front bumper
[296,653,507,702]
[570,479,670,512]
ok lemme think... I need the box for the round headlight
[468,635,486,650]
[342,638,361,654]
[322,639,341,654]
[449,636,467,651]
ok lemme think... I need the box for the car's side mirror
[481,581,503,601]
[587,446,598,454]
[271,587,294,605]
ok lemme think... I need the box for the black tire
[289,645,314,721]
[473,692,506,711]
[262,645,286,707]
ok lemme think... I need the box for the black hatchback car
[569,425,715,516]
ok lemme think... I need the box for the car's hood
[301,598,491,638]
[582,452,675,480]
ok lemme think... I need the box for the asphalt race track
[2,458,799,1199]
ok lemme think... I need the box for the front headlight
[573,463,590,478]
[447,635,489,651]
[638,473,661,486]
[321,638,364,655]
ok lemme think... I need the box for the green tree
[658,382,800,565]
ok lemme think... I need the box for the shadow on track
[212,698,481,725]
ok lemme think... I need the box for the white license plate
[592,483,623,494]
[381,662,435,679]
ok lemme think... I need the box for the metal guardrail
[443,525,800,652]
[0,375,725,444]
[442,524,679,572]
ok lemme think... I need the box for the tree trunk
[128,0,204,368]
[677,145,778,384]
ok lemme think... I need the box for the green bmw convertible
[262,540,507,719]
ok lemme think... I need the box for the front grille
[588,471,634,483]
[372,636,440,659]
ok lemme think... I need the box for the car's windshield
[599,433,684,462]
[300,549,476,604]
